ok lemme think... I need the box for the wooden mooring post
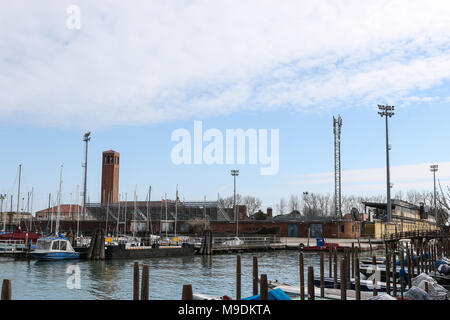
[329,247,332,278]
[333,248,338,289]
[236,255,241,300]
[260,274,268,300]
[87,229,106,260]
[392,251,397,297]
[372,256,377,296]
[346,249,351,289]
[400,248,405,297]
[308,266,315,301]
[351,243,355,279]
[340,258,346,300]
[385,253,391,296]
[253,256,258,296]
[1,279,12,300]
[141,264,150,300]
[299,252,305,300]
[182,284,193,300]
[355,257,360,301]
[320,253,325,299]
[133,261,140,300]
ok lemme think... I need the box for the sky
[1,1,450,214]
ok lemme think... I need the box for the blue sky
[1,1,450,213]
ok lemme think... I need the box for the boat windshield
[36,239,53,250]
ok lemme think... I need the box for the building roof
[36,204,83,215]
[103,150,120,154]
[362,199,421,210]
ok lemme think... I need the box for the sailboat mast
[146,186,151,234]
[159,197,162,237]
[76,185,80,237]
[17,164,22,215]
[165,193,168,239]
[124,193,128,236]
[204,195,207,230]
[175,185,178,237]
[56,165,63,235]
[30,187,34,231]
[133,188,137,238]
[116,193,121,238]
[105,191,110,235]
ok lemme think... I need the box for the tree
[276,198,287,215]
[437,182,450,226]
[243,196,262,216]
[288,194,300,213]
[218,193,242,209]
[250,209,269,221]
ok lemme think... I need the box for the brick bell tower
[101,150,120,203]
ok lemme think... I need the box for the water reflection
[0,250,384,300]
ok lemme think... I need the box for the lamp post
[82,132,91,221]
[231,170,239,237]
[430,164,439,224]
[378,105,395,223]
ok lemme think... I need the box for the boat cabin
[36,237,75,252]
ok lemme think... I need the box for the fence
[0,240,26,252]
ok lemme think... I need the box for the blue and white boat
[30,236,80,260]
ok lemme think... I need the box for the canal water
[0,250,381,300]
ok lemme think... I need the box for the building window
[341,225,345,233]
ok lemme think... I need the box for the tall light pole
[231,170,239,237]
[378,105,395,223]
[82,132,91,221]
[430,164,439,225]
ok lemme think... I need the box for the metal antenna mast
[333,115,343,218]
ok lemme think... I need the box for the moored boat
[30,236,80,261]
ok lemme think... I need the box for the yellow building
[361,200,438,239]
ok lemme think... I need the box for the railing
[0,240,26,252]
[383,229,445,241]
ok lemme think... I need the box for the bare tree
[276,198,287,215]
[437,182,450,226]
[288,194,300,213]
[243,196,262,216]
[218,193,242,210]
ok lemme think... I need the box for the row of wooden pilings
[131,236,449,300]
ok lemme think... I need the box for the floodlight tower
[378,105,395,222]
[333,115,343,218]
[430,164,439,224]
[82,132,91,221]
[231,170,239,237]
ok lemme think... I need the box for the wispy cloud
[1,1,450,128]
[288,162,450,194]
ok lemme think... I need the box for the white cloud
[289,162,450,194]
[1,0,450,128]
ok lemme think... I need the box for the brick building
[35,204,84,221]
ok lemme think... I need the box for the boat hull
[30,252,80,261]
